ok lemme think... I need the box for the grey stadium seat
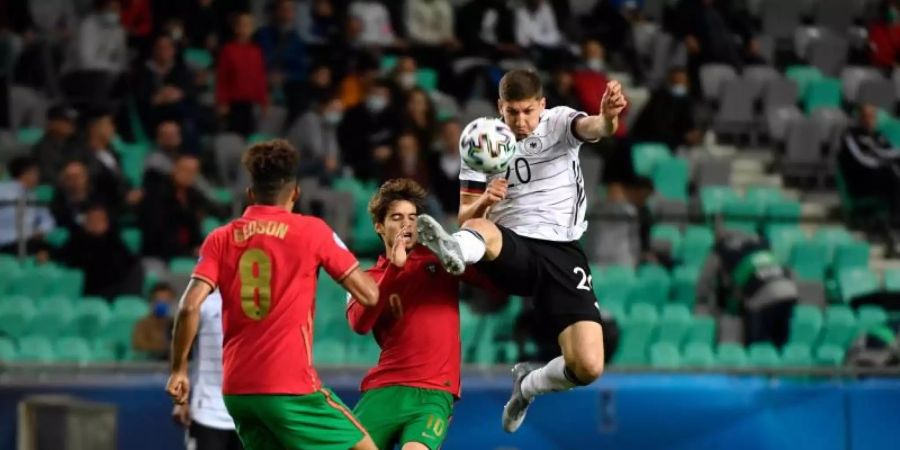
[695,157,733,187]
[813,0,858,32]
[743,65,780,100]
[841,66,883,103]
[700,64,738,103]
[767,106,804,142]
[213,133,247,186]
[808,31,849,76]
[781,117,826,178]
[763,77,799,112]
[714,79,757,141]
[857,78,897,111]
[760,0,805,40]
[811,107,849,153]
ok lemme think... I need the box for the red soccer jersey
[193,205,358,395]
[346,245,498,398]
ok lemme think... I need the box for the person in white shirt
[172,290,243,450]
[514,0,569,67]
[0,156,55,255]
[415,69,627,433]
[64,0,128,74]
[348,0,399,49]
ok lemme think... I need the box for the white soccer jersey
[190,291,236,430]
[460,106,590,242]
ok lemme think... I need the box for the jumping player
[347,179,498,450]
[166,140,380,450]
[415,69,628,432]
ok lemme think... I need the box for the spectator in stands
[119,0,153,51]
[215,12,268,136]
[384,131,443,215]
[697,228,798,347]
[402,87,438,153]
[514,0,568,68]
[572,40,610,116]
[390,55,420,98]
[405,0,459,76]
[56,203,143,298]
[838,103,900,221]
[338,78,400,181]
[143,121,218,202]
[64,0,128,74]
[337,53,380,109]
[348,0,402,50]
[256,0,307,123]
[132,282,176,361]
[287,90,344,183]
[136,34,194,136]
[50,161,98,232]
[582,0,643,83]
[297,0,343,47]
[456,0,520,60]
[0,156,55,256]
[868,0,900,69]
[185,0,220,51]
[78,108,142,214]
[139,154,210,260]
[33,105,80,184]
[10,0,77,95]
[631,67,702,150]
[546,65,584,110]
[430,117,463,216]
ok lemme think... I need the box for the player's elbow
[356,284,379,307]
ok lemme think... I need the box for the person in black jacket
[631,67,702,150]
[838,103,900,222]
[56,203,143,299]
[76,108,143,216]
[337,78,400,182]
[135,34,196,139]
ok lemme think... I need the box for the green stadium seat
[700,186,740,216]
[44,228,70,248]
[603,302,626,321]
[651,157,689,201]
[744,186,783,206]
[722,198,764,234]
[803,77,842,113]
[837,268,879,303]
[789,304,824,346]
[820,305,857,348]
[17,336,55,362]
[883,268,900,292]
[878,117,900,147]
[656,304,692,346]
[785,65,823,98]
[629,265,671,307]
[169,257,197,275]
[815,344,845,366]
[54,337,92,363]
[73,298,112,339]
[416,68,439,92]
[650,342,681,368]
[0,337,17,361]
[679,226,714,267]
[248,133,274,144]
[50,268,84,299]
[113,296,149,317]
[118,147,147,187]
[765,225,806,263]
[747,342,781,367]
[202,217,223,236]
[716,343,748,367]
[832,241,870,271]
[650,224,682,256]
[765,200,802,225]
[0,296,36,338]
[670,265,699,308]
[781,343,814,367]
[212,188,234,206]
[16,127,44,145]
[685,314,716,349]
[8,264,61,299]
[34,184,54,203]
[313,338,347,365]
[632,142,672,177]
[614,303,658,365]
[184,47,213,69]
[789,240,829,281]
[681,342,715,367]
[856,305,888,335]
[30,297,73,339]
[120,228,142,254]
[593,272,634,311]
[91,339,118,362]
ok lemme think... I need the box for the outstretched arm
[574,80,628,142]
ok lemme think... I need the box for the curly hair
[241,139,299,204]
[368,178,427,224]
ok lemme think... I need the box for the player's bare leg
[351,434,378,450]
[416,215,503,275]
[502,321,605,433]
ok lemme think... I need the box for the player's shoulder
[543,105,584,123]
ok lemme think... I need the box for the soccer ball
[459,118,518,174]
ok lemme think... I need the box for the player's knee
[569,353,605,384]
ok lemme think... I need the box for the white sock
[520,356,577,399]
[452,229,486,264]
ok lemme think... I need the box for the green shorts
[224,388,366,450]
[352,386,454,450]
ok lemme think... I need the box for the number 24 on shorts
[574,267,592,291]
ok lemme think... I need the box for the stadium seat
[416,68,439,92]
[9,264,61,299]
[744,186,783,208]
[804,78,842,113]
[652,157,689,201]
[685,314,716,349]
[44,227,69,249]
[631,142,671,177]
[789,240,830,281]
[50,268,85,299]
[670,265,699,308]
[747,342,781,367]
[30,297,73,339]
[120,228,142,254]
[103,296,150,350]
[856,305,888,335]
[679,226,714,267]
[722,198,764,234]
[0,296,36,338]
[879,118,900,147]
[786,65,824,98]
[789,304,824,346]
[857,78,896,112]
[34,184,54,203]
[781,343,814,367]
[202,217,222,236]
[820,305,857,348]
[313,338,347,365]
[650,342,681,368]
[883,268,900,292]
[113,296,149,317]
[765,225,806,263]
[715,343,748,367]
[593,265,635,311]
[813,226,853,259]
[832,241,870,271]
[169,257,197,275]
[681,342,715,367]
[765,200,802,225]
[16,127,44,146]
[54,337,93,363]
[72,298,112,339]
[700,63,738,101]
[815,344,845,366]
[17,336,55,362]
[837,268,879,303]
[614,303,658,365]
[629,265,671,307]
[184,47,213,70]
[656,304,692,346]
[650,224,682,256]
[91,339,118,362]
[0,337,17,361]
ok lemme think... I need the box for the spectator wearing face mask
[63,0,128,74]
[572,39,611,117]
[338,78,400,181]
[56,203,143,298]
[389,55,420,98]
[132,282,177,360]
[287,90,345,182]
[631,67,702,150]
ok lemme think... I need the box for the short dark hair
[499,69,543,101]
[368,178,427,224]
[150,282,175,296]
[8,156,38,179]
[241,139,299,204]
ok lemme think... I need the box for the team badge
[521,137,543,155]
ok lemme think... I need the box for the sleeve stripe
[460,180,487,194]
[336,262,360,283]
[191,274,217,289]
